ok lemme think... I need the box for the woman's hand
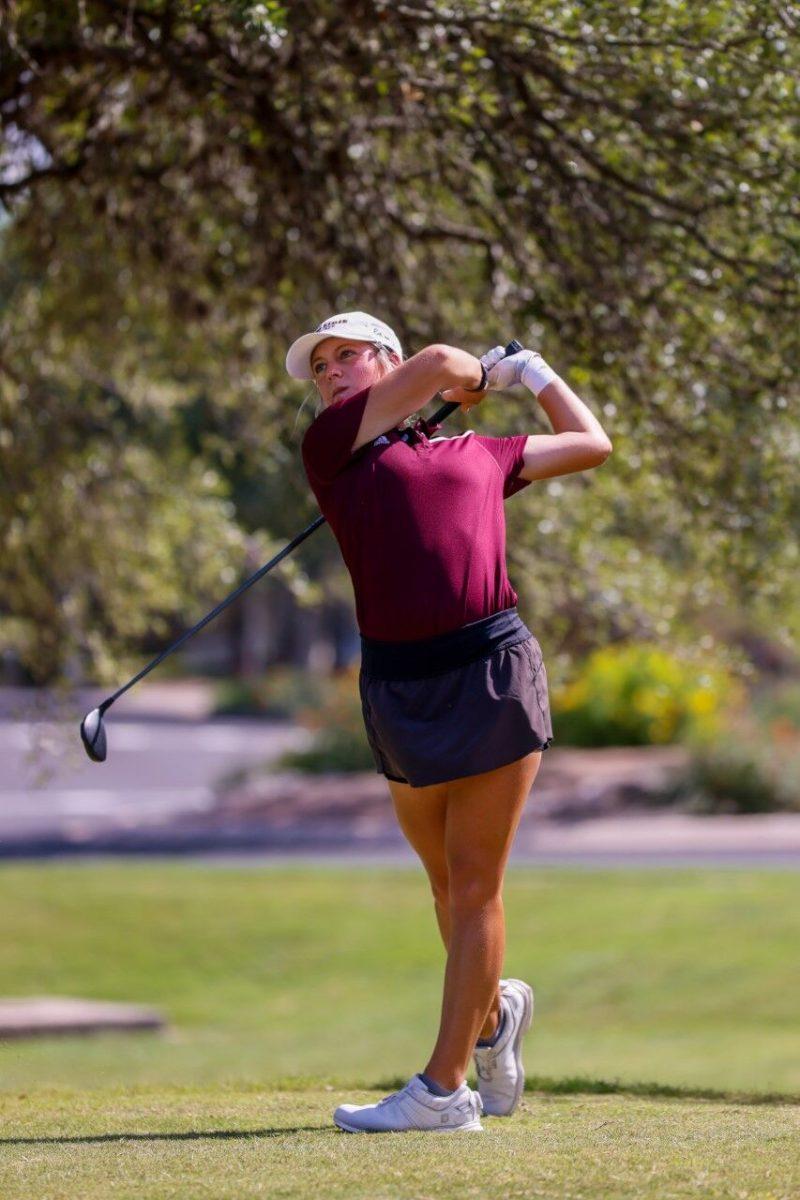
[441,383,489,413]
[450,346,560,410]
[486,346,559,397]
[444,344,512,413]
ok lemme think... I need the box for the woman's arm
[518,429,611,482]
[351,344,484,452]
[516,357,612,482]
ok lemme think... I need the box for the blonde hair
[291,343,403,435]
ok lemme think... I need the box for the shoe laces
[376,1078,419,1108]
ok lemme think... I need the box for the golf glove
[480,344,521,390]
[519,349,559,396]
[482,345,560,397]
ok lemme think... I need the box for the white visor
[285,311,403,380]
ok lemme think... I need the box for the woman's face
[310,337,393,408]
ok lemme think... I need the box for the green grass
[0,863,798,1197]
[1,1085,798,1200]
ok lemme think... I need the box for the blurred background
[1,0,799,1100]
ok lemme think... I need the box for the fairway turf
[0,1083,798,1199]
[0,863,798,1196]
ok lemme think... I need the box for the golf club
[80,339,524,762]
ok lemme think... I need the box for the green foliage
[677,739,798,815]
[550,643,742,747]
[277,720,376,774]
[661,696,800,814]
[751,678,800,730]
[213,666,330,718]
[0,403,251,685]
[1,1,798,682]
[275,667,375,773]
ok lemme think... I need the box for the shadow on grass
[3,1076,797,1146]
[374,1074,800,1107]
[0,1126,334,1147]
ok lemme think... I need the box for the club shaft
[98,516,327,713]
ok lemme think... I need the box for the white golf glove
[519,349,559,396]
[480,344,519,390]
[482,345,559,397]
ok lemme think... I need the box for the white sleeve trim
[428,430,475,444]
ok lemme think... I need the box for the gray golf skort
[358,606,554,788]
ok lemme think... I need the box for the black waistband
[360,607,532,681]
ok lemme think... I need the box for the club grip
[426,339,523,427]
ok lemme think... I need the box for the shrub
[277,723,376,774]
[212,667,330,718]
[275,668,376,774]
[750,678,800,731]
[641,678,800,814]
[667,706,800,813]
[550,643,743,747]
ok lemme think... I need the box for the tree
[1,0,797,683]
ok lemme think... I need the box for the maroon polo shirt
[301,386,532,641]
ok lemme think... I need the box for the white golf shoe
[473,977,534,1116]
[333,1074,484,1133]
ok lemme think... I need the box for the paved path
[180,812,800,869]
[0,683,311,849]
[1,684,799,866]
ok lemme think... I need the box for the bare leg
[423,751,542,1090]
[387,777,502,1042]
[430,894,502,1040]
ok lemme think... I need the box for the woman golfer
[287,312,612,1133]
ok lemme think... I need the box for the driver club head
[80,707,107,762]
